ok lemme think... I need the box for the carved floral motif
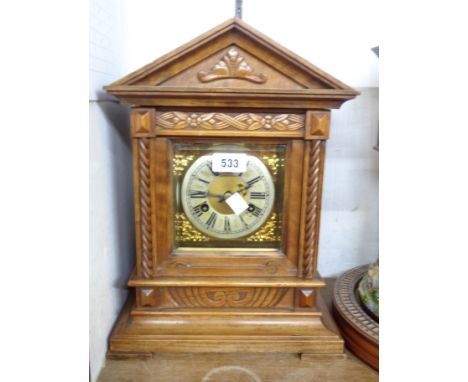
[157,111,304,131]
[198,47,267,83]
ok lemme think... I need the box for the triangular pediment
[159,45,307,90]
[106,19,359,108]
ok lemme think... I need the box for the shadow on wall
[100,100,135,291]
[318,87,379,277]
[90,99,135,382]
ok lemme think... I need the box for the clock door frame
[133,132,306,279]
[131,108,329,279]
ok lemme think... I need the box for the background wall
[90,1,378,380]
[90,2,133,382]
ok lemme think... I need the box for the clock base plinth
[108,290,344,355]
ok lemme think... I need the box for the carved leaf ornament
[198,47,267,83]
[158,111,304,131]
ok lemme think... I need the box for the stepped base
[109,290,344,355]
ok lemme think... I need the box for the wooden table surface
[97,279,378,382]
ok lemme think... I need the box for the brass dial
[181,154,275,239]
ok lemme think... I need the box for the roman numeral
[190,190,208,198]
[193,204,206,217]
[224,216,231,232]
[250,205,263,217]
[198,177,209,184]
[206,212,217,228]
[246,176,261,188]
[250,192,266,199]
[207,163,219,176]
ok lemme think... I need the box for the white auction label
[225,192,249,215]
[212,153,247,173]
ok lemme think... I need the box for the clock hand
[206,192,227,202]
[213,190,237,204]
[237,176,263,195]
[236,185,251,196]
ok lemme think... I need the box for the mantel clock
[105,18,359,356]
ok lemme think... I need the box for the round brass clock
[181,154,275,239]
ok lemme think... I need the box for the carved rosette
[157,111,304,131]
[167,287,289,308]
[198,47,267,83]
[138,139,153,278]
[303,140,324,278]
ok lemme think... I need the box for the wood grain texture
[152,138,172,272]
[167,287,289,308]
[109,293,344,354]
[283,140,304,272]
[155,256,297,278]
[106,89,354,109]
[128,276,326,288]
[133,287,294,309]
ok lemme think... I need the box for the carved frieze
[157,111,304,132]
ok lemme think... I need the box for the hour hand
[207,192,226,202]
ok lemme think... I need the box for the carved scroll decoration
[138,139,153,278]
[167,287,289,308]
[198,47,267,83]
[157,111,304,131]
[303,140,323,278]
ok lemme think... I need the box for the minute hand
[238,179,260,193]
[207,192,227,202]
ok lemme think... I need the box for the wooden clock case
[105,18,359,356]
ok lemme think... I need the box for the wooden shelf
[128,276,326,288]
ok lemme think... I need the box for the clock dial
[181,154,275,239]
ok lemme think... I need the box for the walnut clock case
[105,18,359,356]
